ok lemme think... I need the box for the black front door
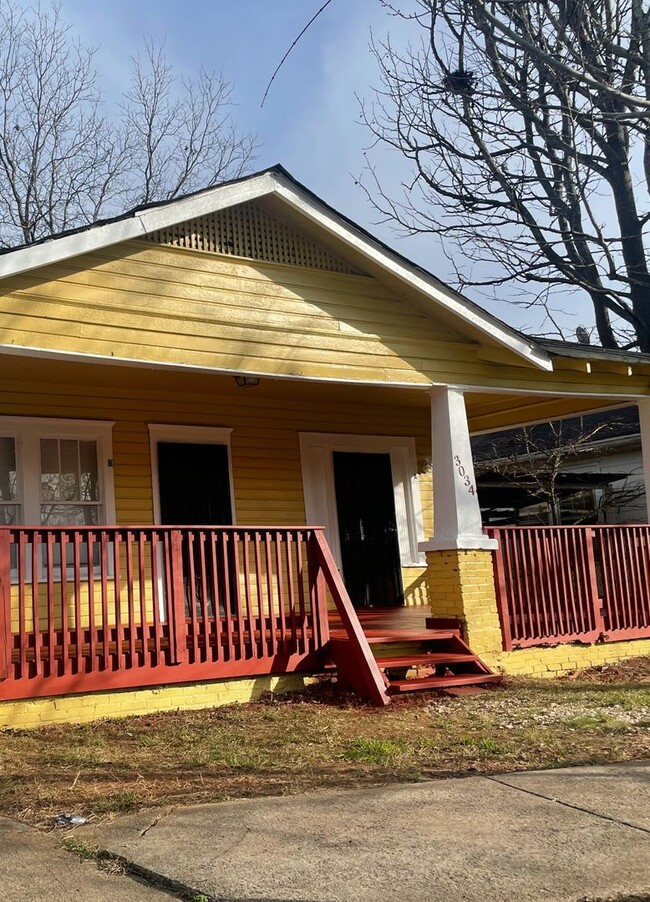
[157,441,234,616]
[332,451,404,609]
[157,442,232,526]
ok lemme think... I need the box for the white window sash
[0,416,116,583]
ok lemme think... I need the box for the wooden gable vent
[141,202,363,274]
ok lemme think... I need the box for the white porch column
[637,400,650,520]
[419,386,497,552]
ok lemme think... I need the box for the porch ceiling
[0,352,639,431]
[465,392,629,434]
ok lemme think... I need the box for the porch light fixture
[234,375,260,387]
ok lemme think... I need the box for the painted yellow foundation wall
[0,674,316,730]
[4,641,649,730]
[487,639,650,677]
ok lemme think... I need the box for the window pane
[0,437,17,502]
[79,441,99,501]
[40,438,60,501]
[0,504,17,525]
[59,439,80,501]
[40,504,99,527]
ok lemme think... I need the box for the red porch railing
[487,525,650,650]
[0,526,387,704]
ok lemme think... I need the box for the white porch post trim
[637,400,650,520]
[419,386,497,552]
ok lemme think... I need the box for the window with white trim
[0,417,115,527]
[0,417,115,578]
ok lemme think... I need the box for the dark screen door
[157,442,234,616]
[333,451,403,609]
[157,442,232,525]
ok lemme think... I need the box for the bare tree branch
[362,0,650,350]
[475,413,646,524]
[0,5,255,247]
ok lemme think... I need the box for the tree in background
[0,3,255,246]
[362,0,650,350]
[474,414,646,524]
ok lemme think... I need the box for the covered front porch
[2,352,650,724]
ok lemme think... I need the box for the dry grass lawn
[1,657,649,826]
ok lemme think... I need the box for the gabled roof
[0,165,552,371]
[538,338,649,366]
[472,405,640,462]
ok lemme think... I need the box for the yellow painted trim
[0,674,316,731]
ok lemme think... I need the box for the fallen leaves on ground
[0,658,648,826]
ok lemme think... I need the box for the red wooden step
[387,673,502,694]
[356,630,459,644]
[375,652,478,668]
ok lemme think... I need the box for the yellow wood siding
[0,242,464,385]
[1,240,648,395]
[0,367,434,611]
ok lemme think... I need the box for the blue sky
[21,0,591,337]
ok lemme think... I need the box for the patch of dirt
[562,655,650,684]
[1,671,648,825]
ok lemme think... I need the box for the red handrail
[313,531,389,706]
[0,525,338,701]
[487,525,650,649]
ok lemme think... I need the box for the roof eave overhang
[0,168,552,372]
[269,173,552,372]
[0,172,279,281]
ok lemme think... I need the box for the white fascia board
[269,173,553,372]
[0,217,145,279]
[135,173,277,233]
[0,173,277,280]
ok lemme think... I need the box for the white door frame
[148,424,236,525]
[299,432,426,570]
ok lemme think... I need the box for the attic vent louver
[140,202,363,274]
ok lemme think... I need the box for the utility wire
[261,0,336,107]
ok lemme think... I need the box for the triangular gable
[0,165,551,371]
[140,201,365,275]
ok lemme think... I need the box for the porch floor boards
[327,606,500,697]
[328,606,435,639]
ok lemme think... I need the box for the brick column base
[425,549,503,657]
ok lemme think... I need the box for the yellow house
[1,165,650,729]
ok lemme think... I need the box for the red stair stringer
[313,532,390,706]
[327,622,500,702]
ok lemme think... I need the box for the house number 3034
[454,455,476,495]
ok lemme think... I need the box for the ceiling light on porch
[234,375,260,387]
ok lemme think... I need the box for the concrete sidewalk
[0,815,171,901]
[79,761,650,902]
